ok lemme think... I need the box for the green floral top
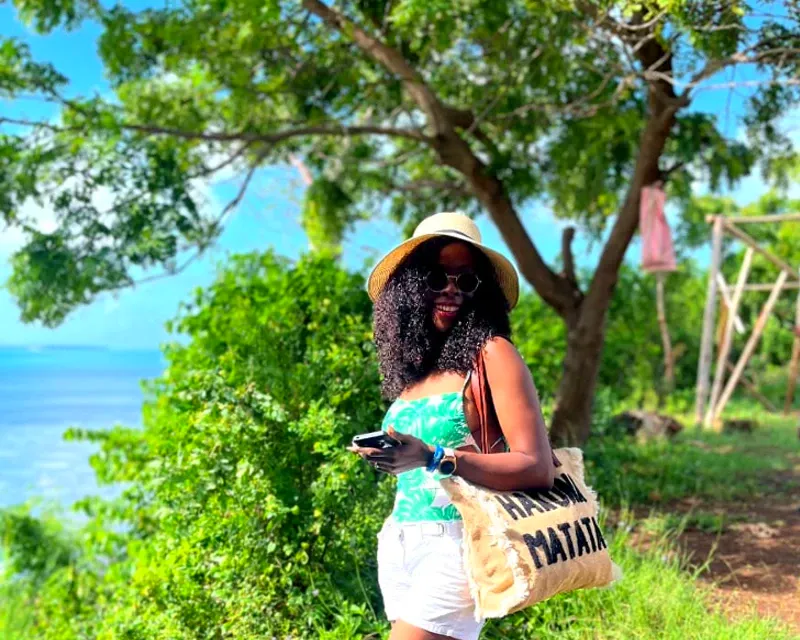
[383,384,477,522]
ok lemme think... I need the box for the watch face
[439,459,456,475]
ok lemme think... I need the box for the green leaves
[1,0,799,336]
[301,178,356,255]
[0,37,66,94]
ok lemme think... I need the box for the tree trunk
[549,312,608,446]
[549,103,677,445]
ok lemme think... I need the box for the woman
[351,211,556,640]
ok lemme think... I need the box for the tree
[2,0,799,443]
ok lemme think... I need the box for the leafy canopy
[1,0,799,324]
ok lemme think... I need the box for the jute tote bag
[440,349,621,619]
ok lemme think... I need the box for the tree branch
[561,227,579,290]
[381,179,470,197]
[683,39,800,95]
[627,11,682,111]
[302,0,452,136]
[119,150,266,291]
[189,142,253,180]
[120,122,431,143]
[660,160,686,181]
[1,116,428,143]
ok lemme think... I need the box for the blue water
[0,347,165,508]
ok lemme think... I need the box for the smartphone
[352,430,401,450]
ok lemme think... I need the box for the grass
[583,409,799,508]
[482,511,795,640]
[659,509,731,534]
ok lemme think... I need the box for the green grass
[584,411,799,507]
[659,509,730,534]
[482,511,795,640]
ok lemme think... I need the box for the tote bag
[440,347,621,619]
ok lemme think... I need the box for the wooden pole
[655,271,675,395]
[741,282,800,292]
[715,272,746,333]
[726,362,777,412]
[695,216,724,424]
[705,248,753,427]
[721,221,800,281]
[721,213,800,224]
[713,271,789,423]
[784,282,800,414]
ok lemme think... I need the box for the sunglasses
[424,268,481,295]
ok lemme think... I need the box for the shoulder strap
[470,337,562,467]
[470,341,504,454]
[470,349,488,454]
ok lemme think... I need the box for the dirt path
[675,470,800,634]
[648,466,800,635]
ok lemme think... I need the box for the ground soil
[677,472,800,635]
[632,459,800,635]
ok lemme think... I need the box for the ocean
[0,346,165,509]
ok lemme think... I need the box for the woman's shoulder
[481,335,528,376]
[482,334,519,358]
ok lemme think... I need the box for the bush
[1,252,394,638]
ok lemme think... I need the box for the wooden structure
[694,214,800,427]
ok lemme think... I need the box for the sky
[0,4,797,349]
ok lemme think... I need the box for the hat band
[422,228,477,242]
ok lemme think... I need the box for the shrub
[2,252,394,638]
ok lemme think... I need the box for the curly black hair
[373,237,512,400]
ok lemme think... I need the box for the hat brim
[367,232,520,309]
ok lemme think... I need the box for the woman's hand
[348,427,432,475]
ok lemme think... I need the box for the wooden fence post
[715,273,746,334]
[784,278,800,415]
[705,248,753,427]
[695,216,724,424]
[656,272,674,394]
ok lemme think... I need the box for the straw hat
[367,211,519,309]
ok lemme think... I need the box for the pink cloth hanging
[640,184,676,273]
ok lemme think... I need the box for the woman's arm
[354,337,556,492]
[451,336,555,490]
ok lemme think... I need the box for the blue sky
[0,5,796,349]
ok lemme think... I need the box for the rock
[722,419,757,434]
[610,410,684,442]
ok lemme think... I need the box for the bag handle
[470,338,561,466]
[470,342,503,455]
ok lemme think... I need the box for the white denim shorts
[377,518,484,640]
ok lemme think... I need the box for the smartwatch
[437,447,457,477]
